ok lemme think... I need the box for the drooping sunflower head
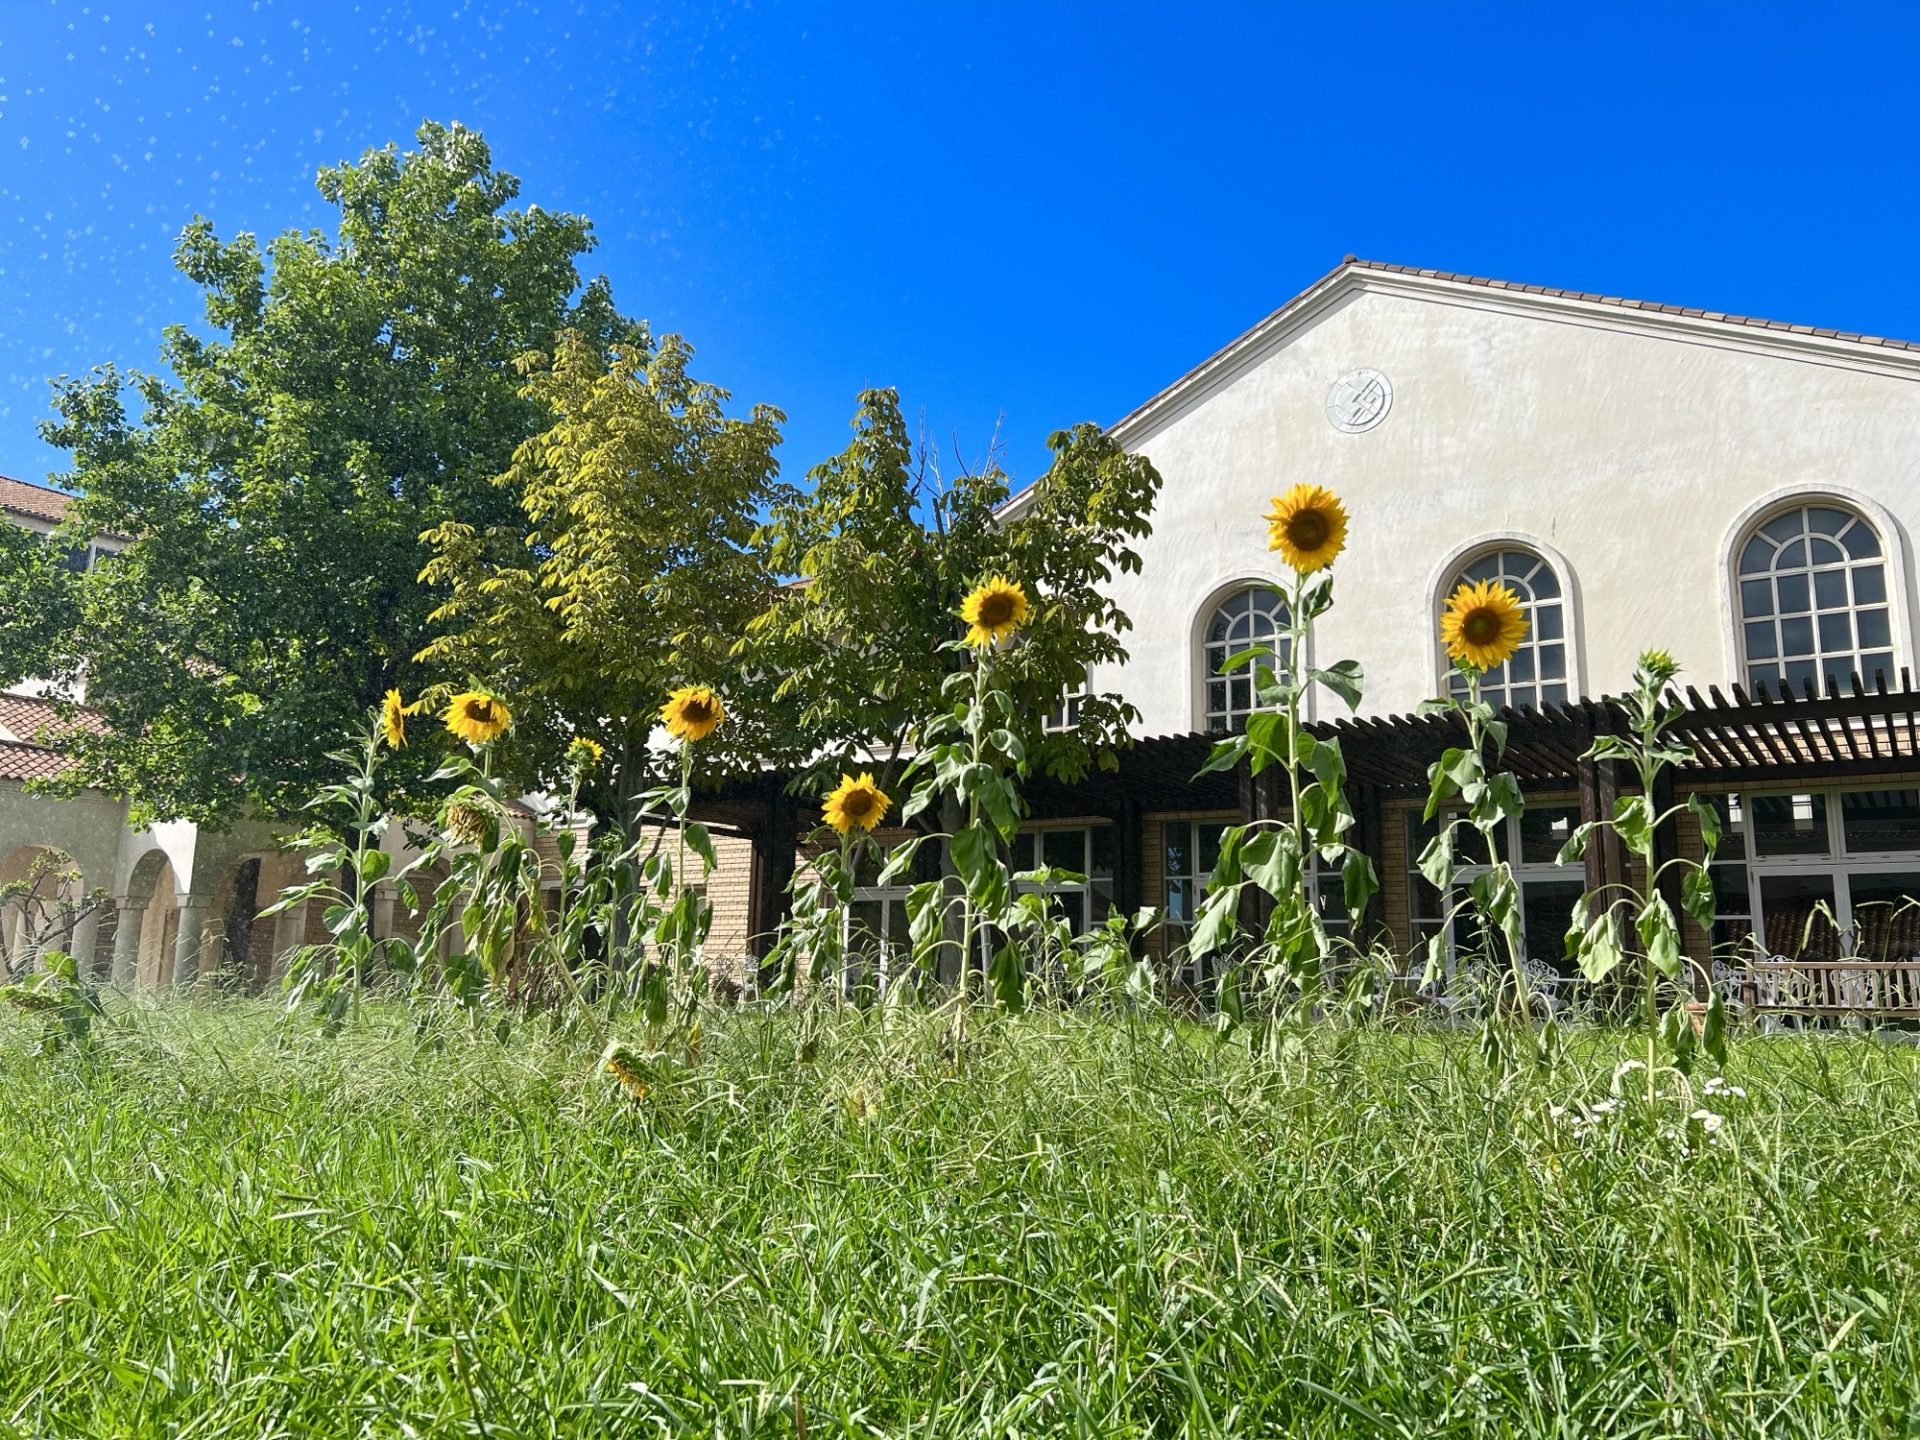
[379,688,412,749]
[1635,649,1681,688]
[661,686,725,743]
[566,735,606,773]
[1440,580,1529,672]
[1264,483,1349,573]
[441,792,502,849]
[822,771,891,836]
[601,1038,650,1103]
[444,689,512,746]
[959,576,1031,649]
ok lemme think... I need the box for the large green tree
[417,327,790,827]
[743,389,1162,795]
[35,121,637,824]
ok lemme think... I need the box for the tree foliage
[36,121,636,824]
[417,327,790,824]
[743,389,1161,791]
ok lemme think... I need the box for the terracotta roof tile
[0,741,76,782]
[0,692,106,744]
[0,476,77,523]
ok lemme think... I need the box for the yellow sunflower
[959,576,1030,648]
[1264,483,1349,573]
[661,685,725,744]
[444,689,512,746]
[567,735,605,770]
[822,772,891,836]
[379,688,414,749]
[1440,580,1529,672]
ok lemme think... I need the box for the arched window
[1442,549,1569,709]
[1202,586,1289,733]
[1736,503,1893,696]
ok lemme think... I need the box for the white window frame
[1192,580,1295,734]
[1734,785,1920,962]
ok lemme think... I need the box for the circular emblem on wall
[1326,368,1392,434]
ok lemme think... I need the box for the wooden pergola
[705,674,1920,957]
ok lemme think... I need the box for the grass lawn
[1,1000,1917,1437]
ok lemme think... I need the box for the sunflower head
[1440,580,1529,672]
[661,686,725,744]
[1265,483,1349,573]
[601,1038,650,1103]
[442,794,501,849]
[822,772,891,836]
[566,735,605,772]
[959,576,1031,649]
[444,690,512,746]
[1636,649,1681,688]
[379,688,413,749]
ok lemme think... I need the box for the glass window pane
[1752,793,1829,857]
[1710,863,1750,916]
[1847,872,1920,960]
[1814,569,1849,609]
[1853,565,1887,604]
[1518,806,1579,864]
[1540,646,1566,681]
[1535,604,1564,641]
[1807,537,1846,567]
[1530,566,1560,600]
[1010,832,1036,871]
[1758,872,1840,961]
[1709,794,1747,862]
[1089,823,1115,877]
[1164,827,1190,882]
[1775,572,1810,615]
[1818,612,1853,652]
[1739,577,1774,617]
[1861,651,1895,687]
[1198,824,1226,874]
[1042,829,1081,873]
[1857,608,1891,649]
[1779,616,1814,656]
[1808,506,1850,535]
[1051,891,1086,934]
[1543,682,1569,704]
[1522,880,1586,971]
[1783,658,1819,693]
[1842,789,1920,854]
[1507,647,1535,683]
[1744,621,1777,660]
[1165,877,1192,925]
[1739,536,1773,575]
[1778,539,1807,570]
[1843,522,1882,559]
[1761,512,1805,544]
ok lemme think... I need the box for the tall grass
[1,1001,1916,1436]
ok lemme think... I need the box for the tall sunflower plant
[608,686,725,1041]
[1558,650,1728,1096]
[1188,485,1380,1026]
[766,770,896,1004]
[263,690,440,1034]
[1413,583,1544,1044]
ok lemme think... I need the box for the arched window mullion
[1735,503,1893,696]
[1201,586,1290,733]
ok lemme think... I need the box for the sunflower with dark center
[661,685,725,743]
[443,690,512,746]
[823,772,891,836]
[959,576,1031,649]
[1264,483,1349,573]
[1440,579,1528,671]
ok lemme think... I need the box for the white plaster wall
[1098,278,1920,733]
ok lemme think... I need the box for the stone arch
[0,843,91,979]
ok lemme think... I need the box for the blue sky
[1,1,1917,491]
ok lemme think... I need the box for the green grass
[1,1001,1918,1437]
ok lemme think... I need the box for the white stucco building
[721,259,1920,984]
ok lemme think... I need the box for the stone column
[68,897,104,979]
[172,894,209,992]
[110,895,145,985]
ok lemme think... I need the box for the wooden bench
[1741,958,1920,1021]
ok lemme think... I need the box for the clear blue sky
[1,0,1917,491]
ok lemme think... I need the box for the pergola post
[747,786,799,969]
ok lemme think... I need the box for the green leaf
[1614,795,1653,854]
[1575,908,1624,983]
[1702,990,1729,1064]
[1239,828,1299,900]
[1688,794,1722,861]
[875,834,928,887]
[682,821,718,876]
[1681,865,1717,932]
[1194,734,1248,778]
[1342,848,1378,920]
[1555,821,1594,866]
[951,823,1008,913]
[1311,659,1365,712]
[1243,711,1286,773]
[1189,882,1243,959]
[1418,826,1455,891]
[1636,894,1683,978]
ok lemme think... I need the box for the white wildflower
[1689,1107,1724,1133]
